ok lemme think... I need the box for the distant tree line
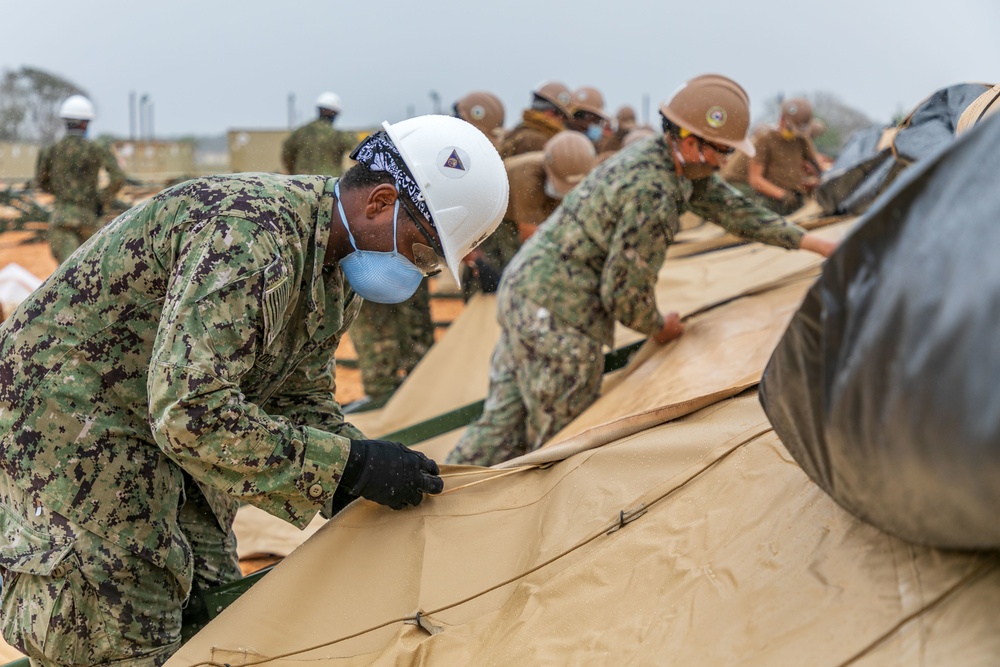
[0,66,86,146]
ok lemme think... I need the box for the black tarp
[815,82,990,216]
[760,112,1000,550]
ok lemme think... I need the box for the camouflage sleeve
[146,216,350,528]
[35,147,52,193]
[689,175,805,250]
[99,144,126,204]
[599,183,672,336]
[264,333,365,441]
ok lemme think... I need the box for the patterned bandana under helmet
[349,131,432,224]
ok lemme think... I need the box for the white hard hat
[382,114,509,283]
[59,95,95,121]
[315,92,342,113]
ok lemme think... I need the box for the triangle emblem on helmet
[443,149,466,171]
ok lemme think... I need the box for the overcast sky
[2,0,997,138]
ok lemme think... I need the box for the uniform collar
[305,177,339,336]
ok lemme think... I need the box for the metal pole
[288,93,295,129]
[129,91,136,140]
[139,94,148,140]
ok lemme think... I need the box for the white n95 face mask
[335,182,424,304]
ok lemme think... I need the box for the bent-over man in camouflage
[447,74,837,468]
[0,115,508,666]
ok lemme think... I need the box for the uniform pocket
[0,503,74,576]
[0,502,88,662]
[4,552,114,666]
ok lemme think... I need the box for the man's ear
[681,135,700,151]
[365,183,399,218]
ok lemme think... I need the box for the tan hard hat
[533,81,574,118]
[616,105,637,131]
[455,91,505,137]
[659,74,755,157]
[781,98,813,134]
[572,86,610,121]
[543,130,597,197]
[622,127,655,147]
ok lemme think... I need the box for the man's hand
[799,233,838,258]
[653,311,685,344]
[780,189,801,207]
[341,439,444,510]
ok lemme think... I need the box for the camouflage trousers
[446,289,603,467]
[48,203,102,265]
[0,475,241,666]
[728,182,803,216]
[349,278,434,401]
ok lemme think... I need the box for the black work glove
[473,257,503,294]
[339,439,443,510]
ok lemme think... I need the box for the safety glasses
[398,196,445,277]
[411,242,443,277]
[698,137,735,156]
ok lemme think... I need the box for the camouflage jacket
[501,136,806,345]
[35,130,125,211]
[0,174,362,585]
[282,119,356,176]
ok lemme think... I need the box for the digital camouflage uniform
[282,118,356,176]
[0,173,363,665]
[35,129,126,264]
[447,137,806,467]
[348,279,435,402]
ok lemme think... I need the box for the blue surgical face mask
[586,123,604,142]
[335,182,424,304]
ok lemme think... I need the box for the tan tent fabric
[531,278,814,462]
[169,391,1000,666]
[233,507,327,560]
[346,292,501,438]
[0,639,22,663]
